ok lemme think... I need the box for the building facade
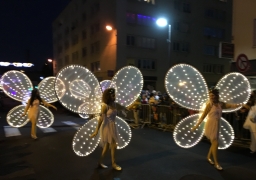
[52,0,233,92]
[232,0,256,61]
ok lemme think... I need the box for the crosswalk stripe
[40,127,57,133]
[4,126,21,137]
[3,121,81,137]
[62,121,80,130]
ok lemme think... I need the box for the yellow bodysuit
[28,99,40,122]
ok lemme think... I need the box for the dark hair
[29,89,42,106]
[209,87,219,96]
[102,88,115,104]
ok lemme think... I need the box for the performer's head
[209,87,219,102]
[102,88,116,104]
[30,88,42,105]
[31,88,40,97]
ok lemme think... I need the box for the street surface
[0,108,256,180]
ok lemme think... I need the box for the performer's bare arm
[22,99,31,116]
[42,99,57,110]
[90,103,107,137]
[191,102,212,131]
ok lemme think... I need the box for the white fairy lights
[2,70,57,128]
[115,116,132,149]
[218,118,235,149]
[36,106,55,128]
[166,64,251,149]
[111,66,143,107]
[59,65,142,156]
[100,80,116,92]
[7,105,30,127]
[73,116,132,156]
[216,72,251,113]
[165,64,208,111]
[73,117,100,156]
[0,77,2,89]
[173,114,205,148]
[55,65,102,114]
[38,76,64,103]
[1,70,33,102]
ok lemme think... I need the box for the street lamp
[47,59,54,76]
[156,18,171,67]
[106,25,113,31]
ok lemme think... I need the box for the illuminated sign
[0,62,34,67]
[219,42,234,59]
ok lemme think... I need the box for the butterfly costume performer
[1,71,63,129]
[165,64,251,170]
[54,65,143,170]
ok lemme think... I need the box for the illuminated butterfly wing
[173,114,205,148]
[167,64,250,149]
[1,70,33,102]
[100,80,115,92]
[78,80,115,119]
[115,116,132,149]
[110,66,143,148]
[34,77,64,128]
[2,71,33,127]
[165,64,208,111]
[165,64,209,148]
[73,115,132,156]
[35,105,54,128]
[218,117,235,149]
[0,77,3,89]
[73,117,100,156]
[111,66,144,107]
[55,65,102,114]
[214,72,250,149]
[7,105,30,127]
[216,72,251,113]
[72,66,142,156]
[38,76,65,103]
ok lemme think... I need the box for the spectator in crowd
[152,90,159,101]
[235,90,256,139]
[243,98,256,154]
[149,93,159,121]
[141,93,148,104]
[127,96,142,127]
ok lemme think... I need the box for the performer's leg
[207,144,212,159]
[206,141,214,165]
[211,139,218,164]
[211,139,223,170]
[111,140,121,170]
[30,117,37,139]
[99,143,109,167]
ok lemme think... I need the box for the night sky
[0,0,71,69]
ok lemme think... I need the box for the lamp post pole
[47,59,53,76]
[156,18,172,68]
[167,24,171,67]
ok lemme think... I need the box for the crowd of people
[127,89,192,126]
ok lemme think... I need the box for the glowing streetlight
[46,59,54,76]
[106,25,113,31]
[156,18,171,67]
[156,18,168,27]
